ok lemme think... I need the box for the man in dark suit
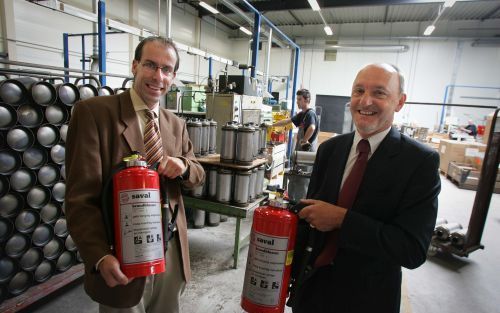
[290,63,441,313]
[65,37,204,312]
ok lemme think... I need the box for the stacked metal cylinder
[186,118,217,157]
[433,217,466,248]
[0,78,98,302]
[220,121,268,165]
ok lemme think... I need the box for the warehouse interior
[1,0,500,312]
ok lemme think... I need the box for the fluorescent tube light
[324,26,333,36]
[199,1,219,14]
[443,0,456,8]
[307,0,321,11]
[239,26,252,36]
[423,25,435,36]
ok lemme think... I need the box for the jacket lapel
[119,90,145,156]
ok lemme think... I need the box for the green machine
[166,85,206,112]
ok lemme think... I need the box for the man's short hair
[134,36,180,72]
[387,63,405,94]
[296,89,311,102]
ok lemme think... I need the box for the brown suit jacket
[65,90,204,307]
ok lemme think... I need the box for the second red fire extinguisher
[241,197,298,313]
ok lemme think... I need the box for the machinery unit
[206,93,242,153]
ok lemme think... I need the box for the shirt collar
[130,87,160,117]
[353,126,392,155]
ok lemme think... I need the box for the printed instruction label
[242,230,289,307]
[119,188,164,264]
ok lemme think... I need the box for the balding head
[358,63,405,95]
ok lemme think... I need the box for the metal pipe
[63,33,69,83]
[287,47,300,159]
[98,0,106,86]
[264,28,273,91]
[250,12,261,78]
[166,0,172,39]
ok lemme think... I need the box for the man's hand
[158,156,187,179]
[298,199,347,232]
[98,255,133,287]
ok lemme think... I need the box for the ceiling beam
[480,4,500,21]
[383,5,389,24]
[288,9,304,26]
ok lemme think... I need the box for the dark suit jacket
[291,128,440,313]
[65,90,204,307]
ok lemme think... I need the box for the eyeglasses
[140,61,175,76]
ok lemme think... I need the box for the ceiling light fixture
[324,26,333,36]
[443,0,457,8]
[199,1,219,14]
[423,25,436,36]
[239,26,252,36]
[307,0,321,11]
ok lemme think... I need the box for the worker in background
[460,119,478,138]
[272,89,319,152]
[288,63,441,313]
[65,36,204,313]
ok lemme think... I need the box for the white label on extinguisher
[119,188,164,264]
[242,231,289,307]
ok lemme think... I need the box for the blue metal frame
[63,33,69,82]
[288,47,300,159]
[250,12,261,78]
[98,0,106,86]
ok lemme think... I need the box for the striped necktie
[144,110,163,165]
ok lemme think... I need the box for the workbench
[195,154,268,170]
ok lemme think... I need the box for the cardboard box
[438,140,486,174]
[318,132,335,145]
[482,112,494,144]
[463,142,487,168]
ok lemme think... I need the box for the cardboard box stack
[438,139,486,174]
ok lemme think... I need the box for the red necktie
[144,110,163,165]
[314,139,371,268]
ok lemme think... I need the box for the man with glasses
[66,36,204,313]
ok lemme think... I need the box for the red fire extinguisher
[113,154,165,278]
[241,197,298,313]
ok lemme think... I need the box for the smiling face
[350,64,406,138]
[132,41,177,109]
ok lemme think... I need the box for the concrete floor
[16,175,500,313]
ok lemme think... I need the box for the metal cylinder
[450,228,468,247]
[186,119,202,157]
[0,192,24,218]
[191,181,205,199]
[259,123,269,155]
[234,170,251,206]
[201,119,210,156]
[37,124,60,148]
[60,164,66,180]
[207,167,217,199]
[248,168,257,201]
[0,103,17,130]
[255,165,265,197]
[7,271,33,296]
[23,146,48,170]
[6,126,35,152]
[43,237,63,260]
[56,251,75,272]
[32,223,54,247]
[78,84,98,100]
[5,233,30,259]
[0,149,22,175]
[235,124,255,165]
[0,257,17,284]
[292,151,317,167]
[0,175,8,198]
[250,123,259,159]
[59,124,68,142]
[114,87,127,95]
[34,260,55,283]
[52,182,66,202]
[10,168,37,192]
[31,81,57,106]
[50,144,65,165]
[54,217,68,238]
[45,104,68,126]
[0,79,28,105]
[216,169,233,204]
[56,83,80,106]
[207,212,220,227]
[17,103,43,128]
[76,251,83,263]
[19,247,43,272]
[38,164,61,187]
[14,209,40,234]
[434,222,463,240]
[192,209,206,229]
[26,185,51,209]
[0,217,14,243]
[65,235,77,252]
[209,120,217,154]
[98,86,114,96]
[220,122,238,163]
[40,202,61,224]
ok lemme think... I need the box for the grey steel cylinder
[59,124,68,142]
[17,104,43,128]
[233,170,251,206]
[6,126,35,152]
[250,123,259,159]
[0,103,17,129]
[201,119,210,156]
[220,122,238,163]
[235,125,254,165]
[56,251,75,272]
[0,79,27,105]
[192,209,206,229]
[255,165,265,197]
[31,81,57,106]
[65,235,77,252]
[98,86,114,96]
[26,185,51,209]
[52,182,66,202]
[61,164,66,180]
[14,209,40,234]
[78,84,98,100]
[38,164,61,187]
[207,167,217,199]
[191,182,205,198]
[19,247,43,272]
[186,119,202,157]
[5,233,30,258]
[0,192,24,218]
[50,144,65,164]
[248,168,257,201]
[292,151,317,167]
[0,257,17,284]
[0,149,22,175]
[54,217,68,238]
[32,223,54,247]
[40,202,61,224]
[8,271,33,296]
[37,124,60,148]
[114,88,127,95]
[216,169,233,204]
[0,175,8,198]
[56,83,79,106]
[0,217,13,243]
[43,237,63,260]
[76,251,83,263]
[434,222,462,240]
[451,228,468,247]
[10,168,37,192]
[209,120,217,154]
[259,123,269,154]
[23,146,48,170]
[207,212,220,227]
[45,104,68,126]
[34,260,55,283]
